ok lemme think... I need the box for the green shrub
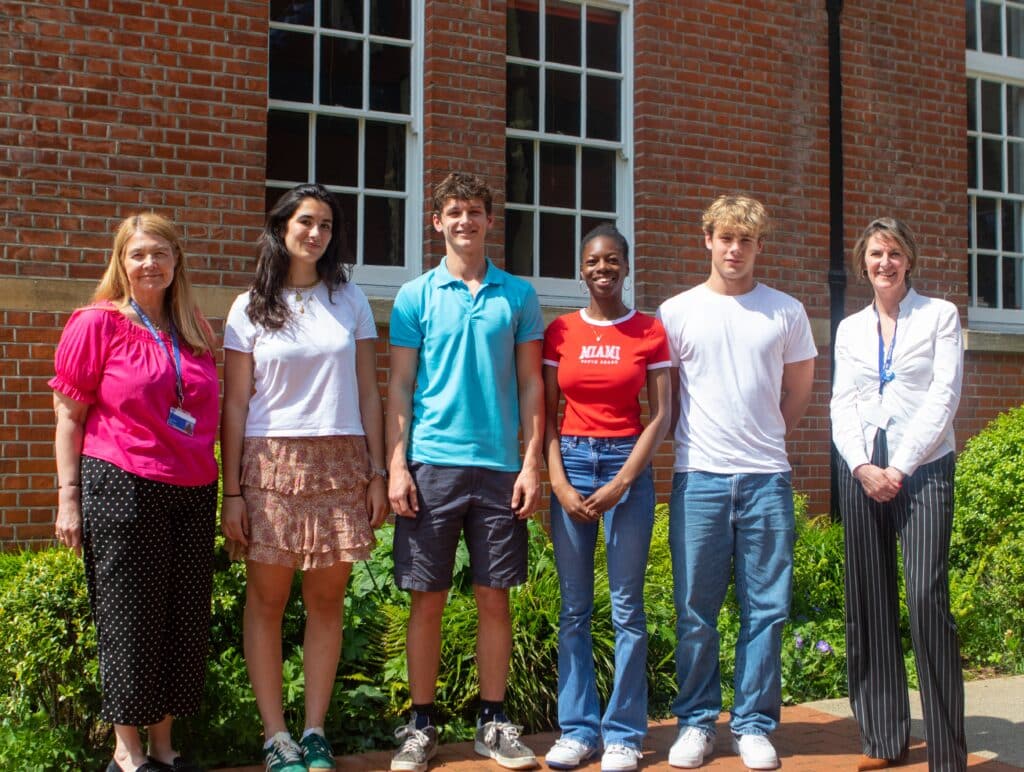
[0,549,106,771]
[950,404,1024,673]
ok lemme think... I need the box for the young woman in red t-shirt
[541,224,672,771]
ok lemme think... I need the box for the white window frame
[967,0,1024,331]
[505,0,634,308]
[267,1,423,297]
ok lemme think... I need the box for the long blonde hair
[93,213,214,355]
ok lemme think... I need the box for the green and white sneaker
[474,720,537,769]
[262,732,307,772]
[300,731,336,770]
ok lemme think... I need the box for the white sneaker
[668,726,714,768]
[544,737,596,769]
[731,734,779,770]
[600,744,642,771]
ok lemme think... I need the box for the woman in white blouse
[830,217,966,772]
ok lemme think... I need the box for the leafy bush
[950,404,1024,673]
[0,549,107,771]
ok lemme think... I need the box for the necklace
[288,281,319,314]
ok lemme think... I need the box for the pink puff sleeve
[49,306,116,404]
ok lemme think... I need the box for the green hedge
[4,408,1022,770]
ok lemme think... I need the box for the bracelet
[370,466,389,481]
[222,493,243,498]
[58,482,81,488]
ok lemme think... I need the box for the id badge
[862,402,892,430]
[167,406,197,436]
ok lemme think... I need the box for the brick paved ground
[215,705,1020,771]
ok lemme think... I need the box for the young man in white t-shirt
[656,196,816,771]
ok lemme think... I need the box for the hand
[584,478,627,515]
[511,465,541,519]
[554,484,599,523]
[388,464,419,518]
[55,494,82,555]
[853,464,901,503]
[882,466,905,488]
[367,476,389,528]
[221,496,249,546]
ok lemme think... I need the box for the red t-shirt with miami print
[543,308,671,437]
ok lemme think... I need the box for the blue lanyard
[129,299,184,407]
[875,307,898,395]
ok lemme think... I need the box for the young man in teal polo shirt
[386,172,545,772]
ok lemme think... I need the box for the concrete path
[215,676,1023,771]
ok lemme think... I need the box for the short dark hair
[432,172,494,216]
[580,223,630,263]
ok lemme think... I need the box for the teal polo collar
[434,257,505,287]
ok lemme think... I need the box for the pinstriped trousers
[838,431,966,772]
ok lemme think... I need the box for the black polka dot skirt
[80,456,217,726]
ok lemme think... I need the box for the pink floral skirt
[229,435,375,570]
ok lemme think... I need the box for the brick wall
[1,0,1022,546]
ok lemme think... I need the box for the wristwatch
[371,466,389,481]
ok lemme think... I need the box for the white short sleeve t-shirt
[657,282,817,474]
[224,281,377,437]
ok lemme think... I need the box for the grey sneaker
[474,720,537,769]
[391,721,438,772]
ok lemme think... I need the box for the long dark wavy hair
[248,183,352,330]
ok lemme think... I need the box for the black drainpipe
[826,0,846,520]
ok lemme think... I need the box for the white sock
[302,727,325,740]
[264,730,292,750]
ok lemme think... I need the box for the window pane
[505,209,534,276]
[363,196,405,266]
[272,0,313,26]
[1009,141,1024,194]
[546,69,581,136]
[546,0,580,66]
[977,196,997,249]
[321,0,361,31]
[966,0,977,50]
[1007,84,1024,135]
[320,36,362,107]
[1003,197,1021,252]
[982,80,1001,134]
[587,6,620,72]
[267,110,309,182]
[539,212,576,278]
[968,78,977,132]
[335,191,358,262]
[371,0,411,39]
[581,215,607,241]
[539,142,576,208]
[315,115,358,186]
[976,254,998,306]
[369,43,410,112]
[982,138,1003,190]
[269,29,314,101]
[981,1,1002,54]
[508,0,539,59]
[1010,5,1024,58]
[507,139,534,204]
[1004,257,1022,308]
[586,75,620,141]
[581,147,615,212]
[507,64,539,130]
[365,120,406,190]
[969,138,979,189]
[266,186,288,213]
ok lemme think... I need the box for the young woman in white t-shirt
[221,183,388,772]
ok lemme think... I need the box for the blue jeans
[668,471,795,737]
[549,435,655,751]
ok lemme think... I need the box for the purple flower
[815,640,832,654]
[794,634,804,650]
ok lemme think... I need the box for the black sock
[411,704,435,729]
[479,700,506,725]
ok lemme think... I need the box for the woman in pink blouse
[51,214,219,772]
